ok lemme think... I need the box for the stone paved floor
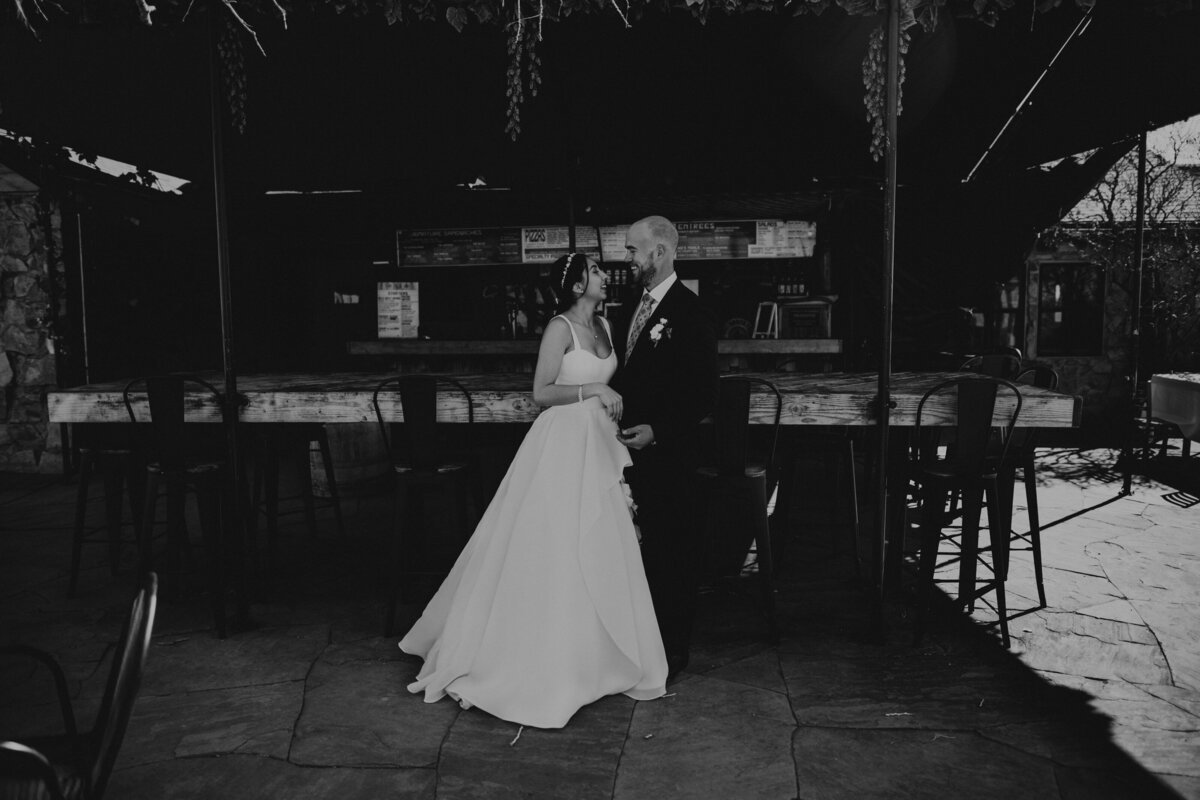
[1,444,1199,799]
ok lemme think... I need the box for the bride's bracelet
[577,384,584,403]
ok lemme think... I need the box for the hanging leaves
[8,0,1101,152]
[217,13,248,134]
[504,8,542,141]
[861,16,911,162]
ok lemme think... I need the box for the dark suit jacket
[612,280,718,473]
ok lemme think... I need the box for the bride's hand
[592,384,623,421]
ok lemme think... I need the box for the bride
[399,252,667,729]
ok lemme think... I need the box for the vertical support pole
[209,9,250,627]
[872,0,901,632]
[1121,132,1149,495]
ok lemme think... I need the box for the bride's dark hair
[551,252,590,314]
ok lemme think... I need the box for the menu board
[519,226,602,263]
[600,226,629,262]
[396,219,815,265]
[675,220,817,260]
[397,227,521,266]
[377,281,419,338]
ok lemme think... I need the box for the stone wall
[1026,246,1135,442]
[1,194,65,473]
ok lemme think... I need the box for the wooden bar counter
[49,370,1080,429]
[346,339,844,356]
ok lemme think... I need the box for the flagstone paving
[1,444,1199,799]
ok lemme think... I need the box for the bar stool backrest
[961,354,1023,381]
[1016,365,1060,391]
[914,376,1023,476]
[714,376,783,479]
[372,375,473,471]
[122,374,225,470]
[1011,366,1060,451]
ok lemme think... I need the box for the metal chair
[695,375,782,644]
[124,375,231,638]
[961,353,1023,381]
[373,374,481,637]
[0,573,158,800]
[770,359,860,576]
[911,376,1022,647]
[249,423,346,561]
[1010,365,1060,608]
[68,425,144,597]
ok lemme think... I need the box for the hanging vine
[5,0,1102,150]
[216,12,248,133]
[504,3,543,141]
[861,15,910,161]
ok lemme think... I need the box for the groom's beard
[635,262,657,290]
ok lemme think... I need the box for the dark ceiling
[3,1,1198,207]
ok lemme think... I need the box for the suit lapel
[629,283,684,363]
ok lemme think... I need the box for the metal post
[208,9,250,627]
[75,212,90,385]
[1121,131,1149,495]
[872,0,901,631]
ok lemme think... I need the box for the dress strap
[556,314,582,351]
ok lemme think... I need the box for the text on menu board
[396,220,815,265]
[396,228,522,266]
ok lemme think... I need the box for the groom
[613,215,718,681]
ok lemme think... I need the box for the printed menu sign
[597,220,815,262]
[674,220,817,260]
[599,226,630,262]
[520,226,602,263]
[395,220,816,265]
[397,228,521,266]
[378,282,419,338]
[748,220,817,258]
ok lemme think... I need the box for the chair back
[372,375,473,470]
[89,572,158,799]
[123,374,225,470]
[1016,365,1060,391]
[914,376,1023,476]
[961,353,1023,381]
[1010,366,1060,452]
[714,376,783,481]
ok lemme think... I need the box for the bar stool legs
[69,448,144,597]
[914,477,1012,648]
[139,467,229,638]
[1018,450,1047,608]
[251,425,346,570]
[383,473,476,638]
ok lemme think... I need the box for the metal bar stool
[373,374,481,637]
[912,375,1023,647]
[124,375,231,638]
[1010,365,1060,608]
[249,423,346,565]
[695,375,783,644]
[68,424,144,597]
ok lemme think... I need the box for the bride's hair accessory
[559,252,580,290]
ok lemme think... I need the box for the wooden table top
[48,371,1081,428]
[347,339,845,356]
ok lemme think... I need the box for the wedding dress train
[399,315,667,729]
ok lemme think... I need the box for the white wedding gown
[399,315,667,729]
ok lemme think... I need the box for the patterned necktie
[626,293,656,358]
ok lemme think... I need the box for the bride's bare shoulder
[540,315,573,351]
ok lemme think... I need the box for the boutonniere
[648,317,671,347]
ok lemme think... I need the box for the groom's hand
[617,424,655,450]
